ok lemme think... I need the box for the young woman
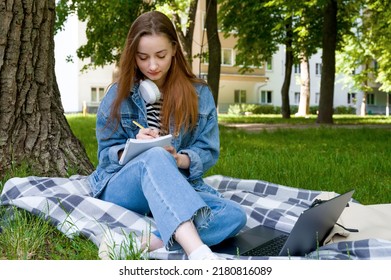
[88,10,247,260]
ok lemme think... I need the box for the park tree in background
[316,0,338,124]
[219,0,323,119]
[159,0,199,64]
[365,0,391,116]
[56,0,196,69]
[205,0,221,105]
[368,0,391,93]
[337,0,391,116]
[336,2,374,116]
[317,0,365,123]
[55,0,152,71]
[294,2,324,117]
[56,0,223,105]
[219,0,366,123]
[0,0,94,178]
[219,0,288,117]
[163,0,222,103]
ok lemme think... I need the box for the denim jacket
[88,82,220,198]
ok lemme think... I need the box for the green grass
[0,206,97,259]
[0,113,390,259]
[67,114,99,167]
[219,114,391,125]
[208,125,391,205]
[68,114,391,205]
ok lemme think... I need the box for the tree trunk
[205,0,221,106]
[173,0,198,65]
[296,55,310,116]
[317,0,338,124]
[359,63,369,116]
[281,22,293,119]
[0,0,94,179]
[360,93,367,116]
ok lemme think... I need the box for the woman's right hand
[136,128,160,139]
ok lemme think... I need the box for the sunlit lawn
[67,113,391,205]
[0,113,389,259]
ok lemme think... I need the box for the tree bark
[205,0,221,106]
[296,54,310,116]
[0,0,94,179]
[317,0,338,124]
[281,21,293,119]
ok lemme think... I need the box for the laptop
[211,190,355,257]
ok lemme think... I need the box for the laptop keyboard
[242,234,289,256]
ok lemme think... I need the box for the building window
[315,63,322,76]
[367,93,375,105]
[347,92,356,104]
[294,64,301,74]
[266,57,273,71]
[260,90,272,104]
[91,87,106,103]
[234,90,246,103]
[373,60,379,72]
[199,73,208,80]
[222,48,234,66]
[294,92,300,104]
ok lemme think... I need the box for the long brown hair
[111,11,206,135]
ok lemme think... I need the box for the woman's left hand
[165,146,190,169]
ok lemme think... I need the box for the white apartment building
[54,3,389,116]
[55,14,115,113]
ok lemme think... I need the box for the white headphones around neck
[139,79,161,104]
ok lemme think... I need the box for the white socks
[99,231,224,260]
[188,244,224,260]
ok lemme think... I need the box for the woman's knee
[141,147,175,164]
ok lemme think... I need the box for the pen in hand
[133,120,159,138]
[132,120,145,129]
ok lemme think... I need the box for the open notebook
[119,134,172,165]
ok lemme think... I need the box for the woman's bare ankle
[142,234,164,251]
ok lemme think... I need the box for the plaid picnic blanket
[1,175,390,260]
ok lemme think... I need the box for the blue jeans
[100,147,247,250]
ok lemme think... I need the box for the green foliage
[226,104,357,116]
[336,13,375,93]
[218,0,282,70]
[309,106,319,114]
[366,0,391,92]
[218,0,328,71]
[228,104,281,115]
[55,0,198,71]
[334,106,356,114]
[226,104,316,115]
[55,0,154,70]
[336,0,391,93]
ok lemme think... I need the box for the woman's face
[136,34,176,89]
